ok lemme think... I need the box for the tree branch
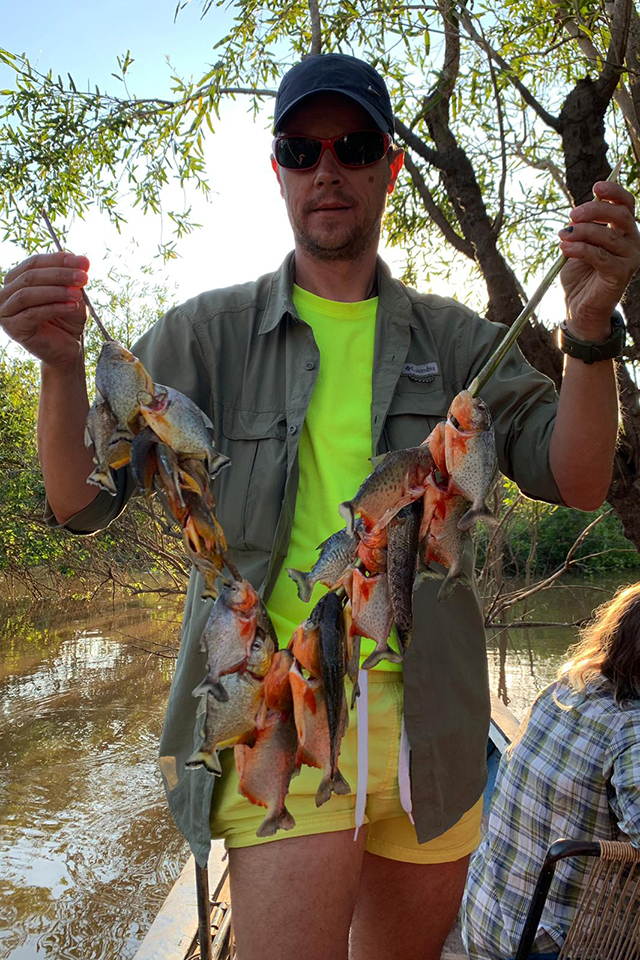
[457,3,561,131]
[402,152,475,256]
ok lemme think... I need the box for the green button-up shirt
[53,252,562,867]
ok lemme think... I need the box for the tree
[2,0,640,545]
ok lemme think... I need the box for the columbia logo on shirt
[402,362,439,383]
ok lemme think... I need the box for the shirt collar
[258,251,413,335]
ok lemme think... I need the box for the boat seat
[514,838,640,960]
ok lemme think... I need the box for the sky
[1,0,564,350]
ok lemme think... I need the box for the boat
[133,692,520,960]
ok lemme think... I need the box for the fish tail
[191,677,229,702]
[361,647,403,671]
[457,505,498,532]
[338,501,355,536]
[185,749,222,775]
[256,806,296,838]
[286,568,312,603]
[316,769,351,807]
[87,467,118,496]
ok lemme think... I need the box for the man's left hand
[559,180,640,341]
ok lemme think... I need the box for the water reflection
[0,597,187,960]
[486,577,621,719]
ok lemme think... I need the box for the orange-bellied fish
[339,447,434,536]
[444,390,498,531]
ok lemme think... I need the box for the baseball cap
[273,54,395,136]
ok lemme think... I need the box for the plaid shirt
[462,680,640,959]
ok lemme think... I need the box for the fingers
[3,251,90,286]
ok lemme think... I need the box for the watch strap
[559,310,626,364]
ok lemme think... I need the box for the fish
[138,385,230,479]
[386,500,422,653]
[316,592,349,805]
[193,578,262,702]
[129,426,160,496]
[234,650,300,837]
[444,390,498,531]
[338,446,434,536]
[95,341,154,442]
[186,670,264,775]
[349,567,399,670]
[287,526,359,603]
[421,492,471,602]
[289,661,350,807]
[84,399,132,495]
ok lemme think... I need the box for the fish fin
[191,678,229,702]
[256,807,296,837]
[109,428,134,444]
[395,625,412,655]
[84,424,93,448]
[414,565,442,586]
[361,647,403,671]
[369,451,391,469]
[87,468,118,496]
[208,452,231,480]
[457,505,498,532]
[436,570,471,603]
[297,746,322,769]
[350,680,361,710]
[315,770,351,807]
[286,568,312,603]
[338,501,355,536]
[185,749,222,775]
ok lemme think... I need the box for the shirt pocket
[215,407,288,553]
[382,387,450,451]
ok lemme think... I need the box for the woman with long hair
[461,583,640,960]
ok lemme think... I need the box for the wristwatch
[559,310,626,364]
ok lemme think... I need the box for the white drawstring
[398,714,414,825]
[353,667,369,840]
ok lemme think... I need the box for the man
[1,53,639,960]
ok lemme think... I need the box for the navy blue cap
[273,54,395,136]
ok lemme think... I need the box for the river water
[0,575,631,959]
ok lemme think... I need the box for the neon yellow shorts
[210,671,482,863]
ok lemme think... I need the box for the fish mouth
[138,389,168,410]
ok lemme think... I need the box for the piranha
[235,650,300,838]
[386,500,422,653]
[287,526,359,603]
[193,578,265,702]
[85,399,132,495]
[186,669,264,776]
[289,661,350,807]
[420,491,471,602]
[444,390,498,532]
[349,567,400,670]
[339,446,434,536]
[138,385,229,479]
[95,341,154,442]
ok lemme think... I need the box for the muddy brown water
[0,575,630,959]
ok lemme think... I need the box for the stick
[467,159,623,399]
[40,209,114,343]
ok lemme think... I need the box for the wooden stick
[467,159,623,399]
[40,209,114,343]
[194,861,214,960]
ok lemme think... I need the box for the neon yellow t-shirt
[266,284,402,671]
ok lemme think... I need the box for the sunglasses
[272,131,392,170]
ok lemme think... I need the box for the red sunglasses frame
[271,131,392,171]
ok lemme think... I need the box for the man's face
[272,93,403,263]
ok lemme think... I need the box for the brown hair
[559,582,640,705]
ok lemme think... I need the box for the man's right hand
[0,252,90,369]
